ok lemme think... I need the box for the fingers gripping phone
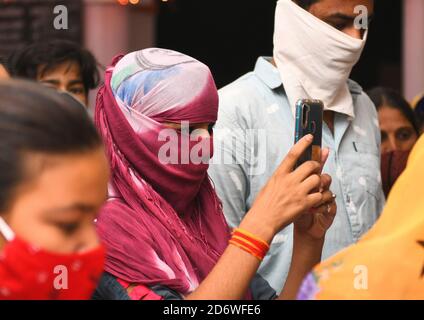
[294,99,323,168]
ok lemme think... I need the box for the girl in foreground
[0,80,109,299]
[94,48,337,300]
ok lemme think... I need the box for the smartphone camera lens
[302,104,310,129]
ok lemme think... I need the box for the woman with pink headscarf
[93,48,337,300]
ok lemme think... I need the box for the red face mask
[0,217,105,300]
[381,150,411,198]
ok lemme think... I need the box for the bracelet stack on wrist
[229,228,270,261]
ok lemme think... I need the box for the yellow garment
[312,135,424,299]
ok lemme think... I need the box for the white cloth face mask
[273,0,368,118]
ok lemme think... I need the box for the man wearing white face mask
[209,0,385,294]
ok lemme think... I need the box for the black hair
[413,95,424,131]
[0,79,102,211]
[293,0,320,10]
[7,39,100,96]
[367,87,420,135]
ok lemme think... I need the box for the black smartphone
[294,99,323,168]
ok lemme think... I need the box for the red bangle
[233,229,270,253]
[229,228,270,261]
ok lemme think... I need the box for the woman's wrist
[297,234,325,247]
[293,230,324,264]
[239,209,276,245]
[279,232,324,300]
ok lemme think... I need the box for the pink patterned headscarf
[95,49,231,295]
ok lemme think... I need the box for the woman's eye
[188,126,204,134]
[56,222,80,235]
[397,129,413,141]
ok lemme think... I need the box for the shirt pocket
[353,141,381,200]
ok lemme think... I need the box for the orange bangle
[233,229,270,252]
[229,228,270,261]
[229,239,264,261]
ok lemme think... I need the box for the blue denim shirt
[208,57,385,293]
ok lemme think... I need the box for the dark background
[157,0,403,92]
[0,0,403,93]
[0,0,82,58]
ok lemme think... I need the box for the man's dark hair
[0,55,8,72]
[368,87,420,135]
[0,79,102,211]
[7,39,100,95]
[294,0,320,10]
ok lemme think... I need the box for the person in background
[7,39,100,107]
[93,48,337,300]
[412,93,424,134]
[0,57,9,79]
[368,87,419,197]
[209,0,384,293]
[297,134,424,300]
[0,80,109,299]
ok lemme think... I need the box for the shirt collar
[254,57,283,90]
